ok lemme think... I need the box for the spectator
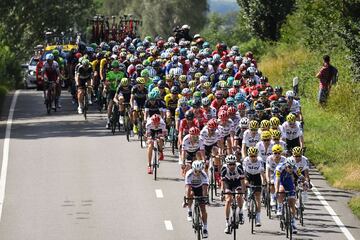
[316,55,338,106]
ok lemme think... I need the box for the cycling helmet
[179,75,187,83]
[192,99,201,108]
[158,80,166,89]
[292,147,302,157]
[148,91,158,100]
[119,63,126,70]
[286,90,295,98]
[251,90,259,98]
[141,69,150,77]
[203,82,211,89]
[111,60,120,68]
[261,131,271,140]
[247,147,258,156]
[260,120,270,129]
[286,113,296,123]
[215,90,223,98]
[202,97,210,106]
[233,80,241,87]
[270,117,280,127]
[52,49,59,56]
[249,120,259,130]
[274,86,283,94]
[227,106,237,115]
[81,59,90,67]
[199,75,208,83]
[255,102,265,111]
[278,97,287,105]
[219,105,229,112]
[193,91,202,99]
[225,154,237,164]
[179,97,188,107]
[285,158,296,168]
[152,76,160,84]
[228,88,237,97]
[171,86,179,94]
[46,53,54,61]
[136,77,146,84]
[185,110,195,120]
[271,129,282,139]
[192,160,204,171]
[218,110,229,120]
[226,97,235,106]
[227,76,234,86]
[189,126,200,136]
[272,144,283,154]
[238,102,247,111]
[271,106,280,114]
[120,78,129,86]
[235,92,246,103]
[181,88,191,96]
[240,117,249,128]
[151,114,161,125]
[207,119,218,130]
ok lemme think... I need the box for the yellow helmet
[272,144,283,154]
[120,78,129,86]
[179,75,187,83]
[136,77,146,84]
[270,117,280,127]
[261,130,271,140]
[249,120,259,130]
[194,72,202,79]
[188,80,197,88]
[292,146,302,157]
[260,120,270,129]
[271,129,282,139]
[247,147,258,156]
[286,113,296,123]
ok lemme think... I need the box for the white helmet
[286,90,295,98]
[226,61,234,69]
[168,36,176,43]
[285,158,296,168]
[240,117,249,128]
[192,160,204,171]
[182,24,190,30]
[225,154,237,164]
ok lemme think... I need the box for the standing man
[316,55,338,106]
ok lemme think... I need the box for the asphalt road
[0,90,359,240]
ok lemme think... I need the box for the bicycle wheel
[285,202,292,239]
[232,206,237,239]
[153,148,157,181]
[83,94,88,120]
[250,199,255,234]
[209,167,215,202]
[139,120,144,148]
[170,126,176,155]
[124,114,130,142]
[299,192,304,226]
[194,206,201,240]
[46,95,51,114]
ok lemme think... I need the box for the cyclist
[275,158,299,234]
[52,49,64,108]
[164,86,180,125]
[114,77,132,125]
[144,91,166,120]
[175,97,191,130]
[181,126,206,174]
[146,114,167,174]
[241,120,260,160]
[75,58,92,114]
[265,144,286,209]
[270,129,287,154]
[234,117,249,161]
[281,113,305,153]
[201,97,217,120]
[221,154,246,234]
[256,131,272,166]
[183,160,209,238]
[200,119,221,174]
[130,77,148,134]
[290,146,310,202]
[42,53,60,109]
[243,147,266,227]
[217,110,235,155]
[105,60,125,129]
[178,111,199,149]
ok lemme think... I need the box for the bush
[0,85,8,111]
[0,44,22,89]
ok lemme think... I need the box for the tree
[237,0,295,41]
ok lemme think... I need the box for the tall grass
[258,43,360,192]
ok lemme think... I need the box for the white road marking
[0,90,20,221]
[155,189,164,198]
[164,220,173,231]
[312,186,355,240]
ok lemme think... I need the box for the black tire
[285,203,292,239]
[153,150,157,181]
[139,120,144,148]
[232,207,237,240]
[209,167,215,202]
[250,199,255,234]
[195,206,201,240]
[124,114,130,142]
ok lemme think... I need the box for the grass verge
[349,197,360,219]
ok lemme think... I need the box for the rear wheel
[153,149,157,181]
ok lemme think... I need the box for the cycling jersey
[185,169,209,189]
[175,106,191,121]
[211,98,226,111]
[164,93,180,112]
[144,99,166,117]
[266,155,286,181]
[218,119,235,138]
[221,163,245,181]
[116,85,132,103]
[256,141,272,162]
[275,162,299,193]
[182,134,205,153]
[290,156,309,173]
[145,117,167,137]
[131,85,148,107]
[288,99,301,115]
[75,64,92,86]
[242,130,260,147]
[243,157,264,175]
[281,121,303,140]
[179,119,200,136]
[193,108,208,127]
[200,126,221,146]
[106,71,125,91]
[42,61,60,82]
[202,106,217,120]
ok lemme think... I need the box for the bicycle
[222,191,244,239]
[96,82,107,112]
[296,182,305,226]
[122,103,132,142]
[150,132,162,181]
[278,191,293,239]
[83,84,89,120]
[137,108,145,148]
[246,184,261,234]
[110,104,120,135]
[263,183,272,219]
[168,117,178,155]
[44,80,56,114]
[184,196,209,240]
[208,156,218,202]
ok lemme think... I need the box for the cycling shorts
[245,173,262,192]
[223,179,242,192]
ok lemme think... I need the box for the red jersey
[211,99,226,111]
[179,119,200,135]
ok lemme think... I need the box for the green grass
[258,43,360,216]
[349,197,360,219]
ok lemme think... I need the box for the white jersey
[289,100,301,115]
[230,112,241,128]
[200,126,221,146]
[290,156,309,172]
[185,169,209,188]
[218,119,235,137]
[256,141,273,162]
[281,121,303,140]
[242,129,260,147]
[203,106,217,120]
[243,157,264,175]
[221,162,245,181]
[145,118,167,135]
[266,155,286,173]
[182,134,205,152]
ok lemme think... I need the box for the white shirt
[200,126,221,146]
[243,157,264,175]
[182,134,205,152]
[256,141,273,162]
[281,121,303,140]
[185,169,209,188]
[242,129,260,147]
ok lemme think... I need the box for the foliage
[236,0,295,41]
[349,196,360,219]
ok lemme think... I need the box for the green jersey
[106,71,125,91]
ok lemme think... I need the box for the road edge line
[0,90,20,221]
[312,186,355,240]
